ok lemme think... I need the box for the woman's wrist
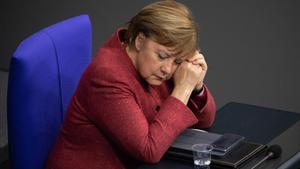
[171,86,194,105]
[192,83,204,96]
[195,82,203,90]
[192,86,203,96]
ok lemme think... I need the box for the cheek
[137,53,160,77]
[166,65,178,78]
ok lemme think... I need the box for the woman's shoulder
[84,28,142,90]
[84,54,139,95]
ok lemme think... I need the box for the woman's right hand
[171,60,203,104]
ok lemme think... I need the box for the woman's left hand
[186,50,207,90]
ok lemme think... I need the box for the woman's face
[133,34,184,86]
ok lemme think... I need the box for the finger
[192,57,204,65]
[187,51,204,62]
[192,56,207,66]
[196,59,208,71]
[199,60,208,71]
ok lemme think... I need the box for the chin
[147,79,164,86]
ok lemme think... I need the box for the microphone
[250,144,282,169]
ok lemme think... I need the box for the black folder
[170,129,245,157]
[166,129,267,168]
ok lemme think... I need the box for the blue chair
[7,15,92,169]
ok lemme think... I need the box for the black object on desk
[277,152,300,169]
[169,129,245,157]
[138,102,300,169]
[208,102,300,144]
[167,141,267,168]
[166,128,266,168]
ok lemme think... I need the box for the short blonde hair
[124,0,199,57]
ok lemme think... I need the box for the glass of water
[192,143,213,169]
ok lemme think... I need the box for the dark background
[0,0,299,166]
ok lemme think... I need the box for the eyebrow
[157,49,176,58]
[158,51,185,64]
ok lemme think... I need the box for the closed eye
[157,52,168,60]
[174,59,183,65]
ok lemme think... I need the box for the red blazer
[46,29,216,169]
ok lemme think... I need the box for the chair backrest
[7,15,92,169]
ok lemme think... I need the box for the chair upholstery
[7,15,92,169]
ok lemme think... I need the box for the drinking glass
[192,143,213,169]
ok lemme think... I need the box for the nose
[161,60,173,75]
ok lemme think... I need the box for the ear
[135,32,146,52]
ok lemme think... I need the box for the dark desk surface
[139,102,300,169]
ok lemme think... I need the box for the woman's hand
[186,51,207,90]
[171,51,207,104]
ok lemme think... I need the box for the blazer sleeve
[87,69,198,163]
[187,85,216,129]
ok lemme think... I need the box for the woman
[46,1,216,169]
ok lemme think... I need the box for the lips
[155,75,167,81]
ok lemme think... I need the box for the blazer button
[155,105,160,111]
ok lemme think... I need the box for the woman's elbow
[138,150,164,164]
